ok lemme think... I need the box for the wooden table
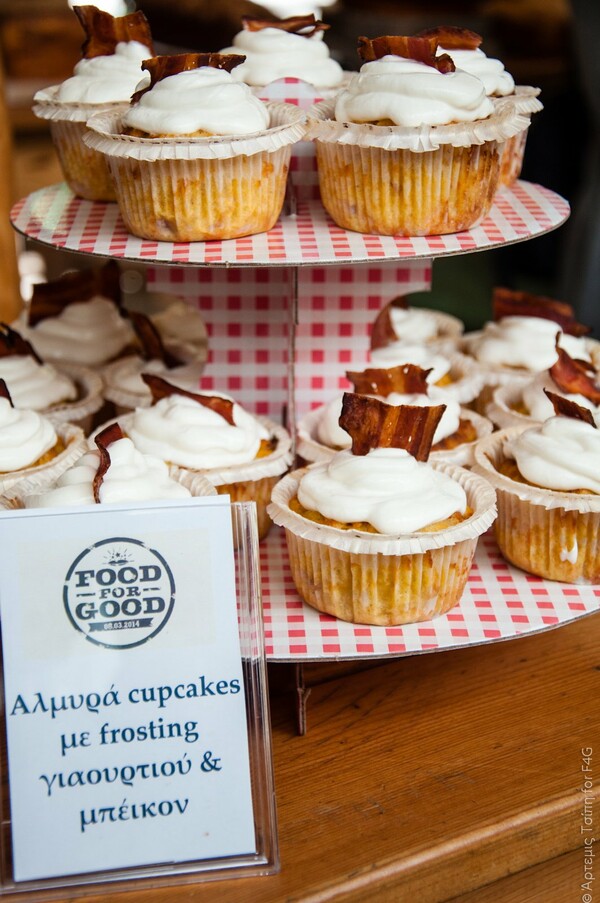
[2,612,597,902]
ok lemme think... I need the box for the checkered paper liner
[261,527,600,661]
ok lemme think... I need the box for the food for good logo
[63,538,175,649]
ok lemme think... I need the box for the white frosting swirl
[439,46,514,97]
[68,0,130,15]
[369,343,451,384]
[297,447,467,533]
[0,398,57,471]
[316,386,461,448]
[334,55,494,127]
[24,438,191,507]
[521,371,599,422]
[122,67,270,136]
[388,306,439,343]
[47,41,151,104]
[15,298,135,367]
[464,316,592,371]
[127,393,270,469]
[505,416,600,494]
[0,356,77,410]
[222,28,343,88]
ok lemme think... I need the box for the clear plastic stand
[0,497,279,900]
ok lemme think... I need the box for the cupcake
[416,26,542,185]
[3,422,215,509]
[306,33,526,236]
[488,344,600,429]
[370,295,464,354]
[0,323,103,430]
[473,393,600,583]
[297,364,491,467]
[220,15,344,91]
[96,375,293,539]
[0,379,87,495]
[84,52,306,241]
[33,6,154,200]
[269,393,496,625]
[462,287,598,411]
[14,262,136,369]
[368,342,484,405]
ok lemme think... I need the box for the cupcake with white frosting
[33,6,154,200]
[473,393,600,583]
[306,33,525,235]
[297,364,491,467]
[368,343,484,405]
[221,15,344,91]
[84,51,306,241]
[370,295,464,354]
[270,393,496,625]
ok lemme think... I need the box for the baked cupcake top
[0,380,58,472]
[16,262,135,367]
[334,34,493,127]
[36,7,153,104]
[463,287,593,372]
[122,53,270,137]
[416,26,515,97]
[24,422,191,507]
[0,323,77,410]
[297,394,467,533]
[504,394,600,494]
[126,375,270,469]
[221,15,344,88]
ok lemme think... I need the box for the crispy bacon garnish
[0,379,13,406]
[241,14,329,37]
[339,393,445,460]
[73,6,154,60]
[370,295,409,350]
[128,312,183,368]
[0,323,42,363]
[544,389,597,428]
[93,422,126,502]
[142,374,235,425]
[415,26,482,50]
[346,364,431,397]
[549,345,600,405]
[492,287,591,337]
[29,261,123,327]
[131,52,246,104]
[357,35,455,73]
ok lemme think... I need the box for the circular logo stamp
[64,537,175,649]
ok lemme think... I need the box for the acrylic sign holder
[10,79,597,736]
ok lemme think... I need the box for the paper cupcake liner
[473,427,600,583]
[498,125,529,186]
[42,363,104,432]
[33,88,124,123]
[268,462,496,625]
[495,86,544,117]
[486,382,539,430]
[0,422,87,496]
[49,119,116,201]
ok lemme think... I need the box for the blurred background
[1,0,598,333]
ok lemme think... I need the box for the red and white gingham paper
[261,526,600,661]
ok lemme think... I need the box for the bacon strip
[242,14,329,36]
[73,6,154,59]
[370,295,409,350]
[131,52,246,104]
[93,423,126,502]
[339,393,445,460]
[128,312,183,368]
[142,374,235,425]
[0,379,13,406]
[357,35,455,72]
[415,26,482,50]
[0,323,42,363]
[544,389,596,427]
[549,346,600,405]
[492,287,591,337]
[346,364,431,397]
[29,261,123,327]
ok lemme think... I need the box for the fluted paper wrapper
[486,382,539,430]
[268,462,496,625]
[0,422,87,495]
[472,427,600,583]
[44,363,104,432]
[298,406,492,468]
[493,89,541,185]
